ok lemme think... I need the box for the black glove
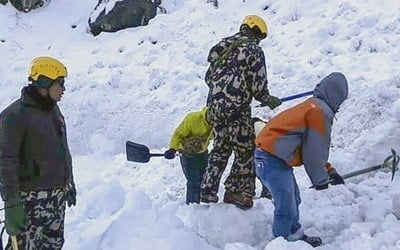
[329,172,345,185]
[164,148,176,159]
[66,181,77,207]
[266,95,282,110]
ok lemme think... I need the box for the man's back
[205,32,269,124]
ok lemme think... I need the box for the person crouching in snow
[254,72,347,247]
[164,107,213,205]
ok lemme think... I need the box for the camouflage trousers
[6,188,67,250]
[201,110,256,198]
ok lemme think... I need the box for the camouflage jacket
[0,86,73,201]
[205,32,271,122]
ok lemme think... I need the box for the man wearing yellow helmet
[0,56,76,249]
[201,15,281,209]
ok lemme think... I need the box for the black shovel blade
[126,141,151,163]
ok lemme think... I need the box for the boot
[260,186,272,199]
[223,191,253,209]
[300,235,322,248]
[200,193,218,203]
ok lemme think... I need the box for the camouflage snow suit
[0,85,74,250]
[201,32,273,199]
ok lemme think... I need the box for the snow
[1,0,400,249]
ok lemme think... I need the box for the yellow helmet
[28,56,67,81]
[242,15,268,39]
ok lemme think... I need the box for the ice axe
[0,226,4,250]
[334,148,400,183]
[256,90,314,108]
[11,236,18,250]
[309,149,399,189]
[125,141,167,163]
[0,228,18,250]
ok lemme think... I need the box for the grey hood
[313,72,348,113]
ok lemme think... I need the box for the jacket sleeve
[246,45,271,104]
[302,107,332,186]
[56,105,74,184]
[0,111,24,201]
[169,114,191,151]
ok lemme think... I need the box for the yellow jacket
[169,107,213,153]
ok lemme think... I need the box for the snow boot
[300,235,322,248]
[200,193,218,203]
[260,186,272,199]
[223,191,253,210]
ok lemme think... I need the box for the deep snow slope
[1,0,400,249]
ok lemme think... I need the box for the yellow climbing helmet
[28,56,67,81]
[242,15,268,39]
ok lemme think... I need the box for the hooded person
[254,72,348,247]
[0,56,76,250]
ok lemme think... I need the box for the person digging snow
[164,107,213,205]
[254,72,347,247]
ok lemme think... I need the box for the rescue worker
[164,107,213,204]
[0,56,76,249]
[255,72,347,247]
[201,15,281,209]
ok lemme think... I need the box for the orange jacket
[256,72,348,186]
[256,98,328,167]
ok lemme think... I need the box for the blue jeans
[180,152,208,205]
[254,148,303,241]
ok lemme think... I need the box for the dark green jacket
[0,86,73,201]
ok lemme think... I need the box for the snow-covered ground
[1,0,400,249]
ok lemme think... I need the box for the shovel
[256,90,314,108]
[126,141,166,163]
